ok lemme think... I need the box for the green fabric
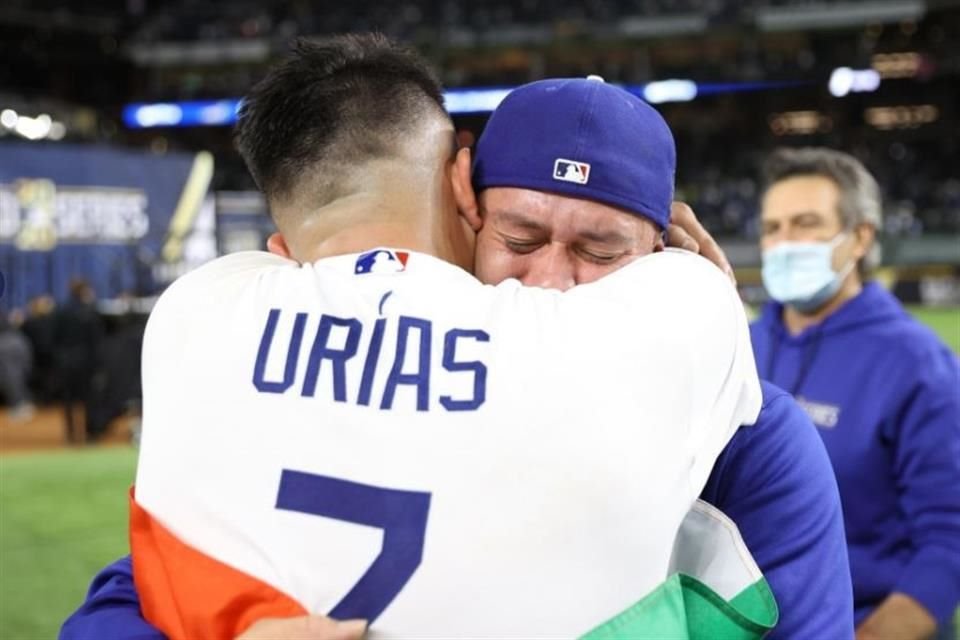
[728,577,778,631]
[581,574,778,640]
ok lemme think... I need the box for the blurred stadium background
[0,0,958,638]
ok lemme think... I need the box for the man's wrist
[855,592,937,640]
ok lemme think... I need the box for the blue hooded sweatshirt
[751,281,960,626]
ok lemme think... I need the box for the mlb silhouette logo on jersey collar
[355,249,410,275]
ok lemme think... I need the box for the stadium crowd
[0,279,144,443]
[676,137,960,237]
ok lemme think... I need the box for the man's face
[474,187,661,290]
[760,175,845,246]
[760,175,861,272]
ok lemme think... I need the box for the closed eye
[577,248,622,264]
[504,238,544,254]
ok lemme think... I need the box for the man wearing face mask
[751,147,960,640]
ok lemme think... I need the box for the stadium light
[642,80,698,104]
[829,67,881,98]
[124,100,241,128]
[0,109,17,129]
[871,52,923,79]
[768,110,832,136]
[1,110,67,141]
[131,103,184,128]
[122,79,799,128]
[198,100,238,125]
[443,88,514,114]
[14,114,53,140]
[48,122,67,140]
[865,105,939,130]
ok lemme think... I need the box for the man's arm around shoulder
[60,556,164,640]
[701,382,854,639]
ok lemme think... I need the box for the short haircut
[235,33,449,214]
[763,147,883,275]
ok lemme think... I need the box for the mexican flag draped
[583,500,778,640]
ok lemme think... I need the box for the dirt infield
[0,406,135,454]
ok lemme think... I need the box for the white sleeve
[136,251,296,493]
[139,251,294,401]
[569,250,762,494]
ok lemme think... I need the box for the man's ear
[266,232,292,258]
[451,146,483,231]
[852,223,876,260]
[654,228,667,252]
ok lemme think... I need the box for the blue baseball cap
[472,77,676,229]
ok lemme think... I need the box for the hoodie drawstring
[789,328,825,397]
[765,326,780,382]
[765,324,826,397]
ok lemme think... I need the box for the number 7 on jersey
[275,469,432,623]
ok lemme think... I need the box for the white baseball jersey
[133,247,761,639]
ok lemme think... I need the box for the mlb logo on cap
[355,249,410,275]
[554,158,591,185]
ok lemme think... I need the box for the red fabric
[129,487,307,640]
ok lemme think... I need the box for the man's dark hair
[236,33,448,211]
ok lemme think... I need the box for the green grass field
[908,306,960,354]
[0,309,957,639]
[0,448,137,639]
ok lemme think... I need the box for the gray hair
[763,147,883,275]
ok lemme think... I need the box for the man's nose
[522,246,577,291]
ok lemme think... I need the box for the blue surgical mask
[761,233,854,313]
